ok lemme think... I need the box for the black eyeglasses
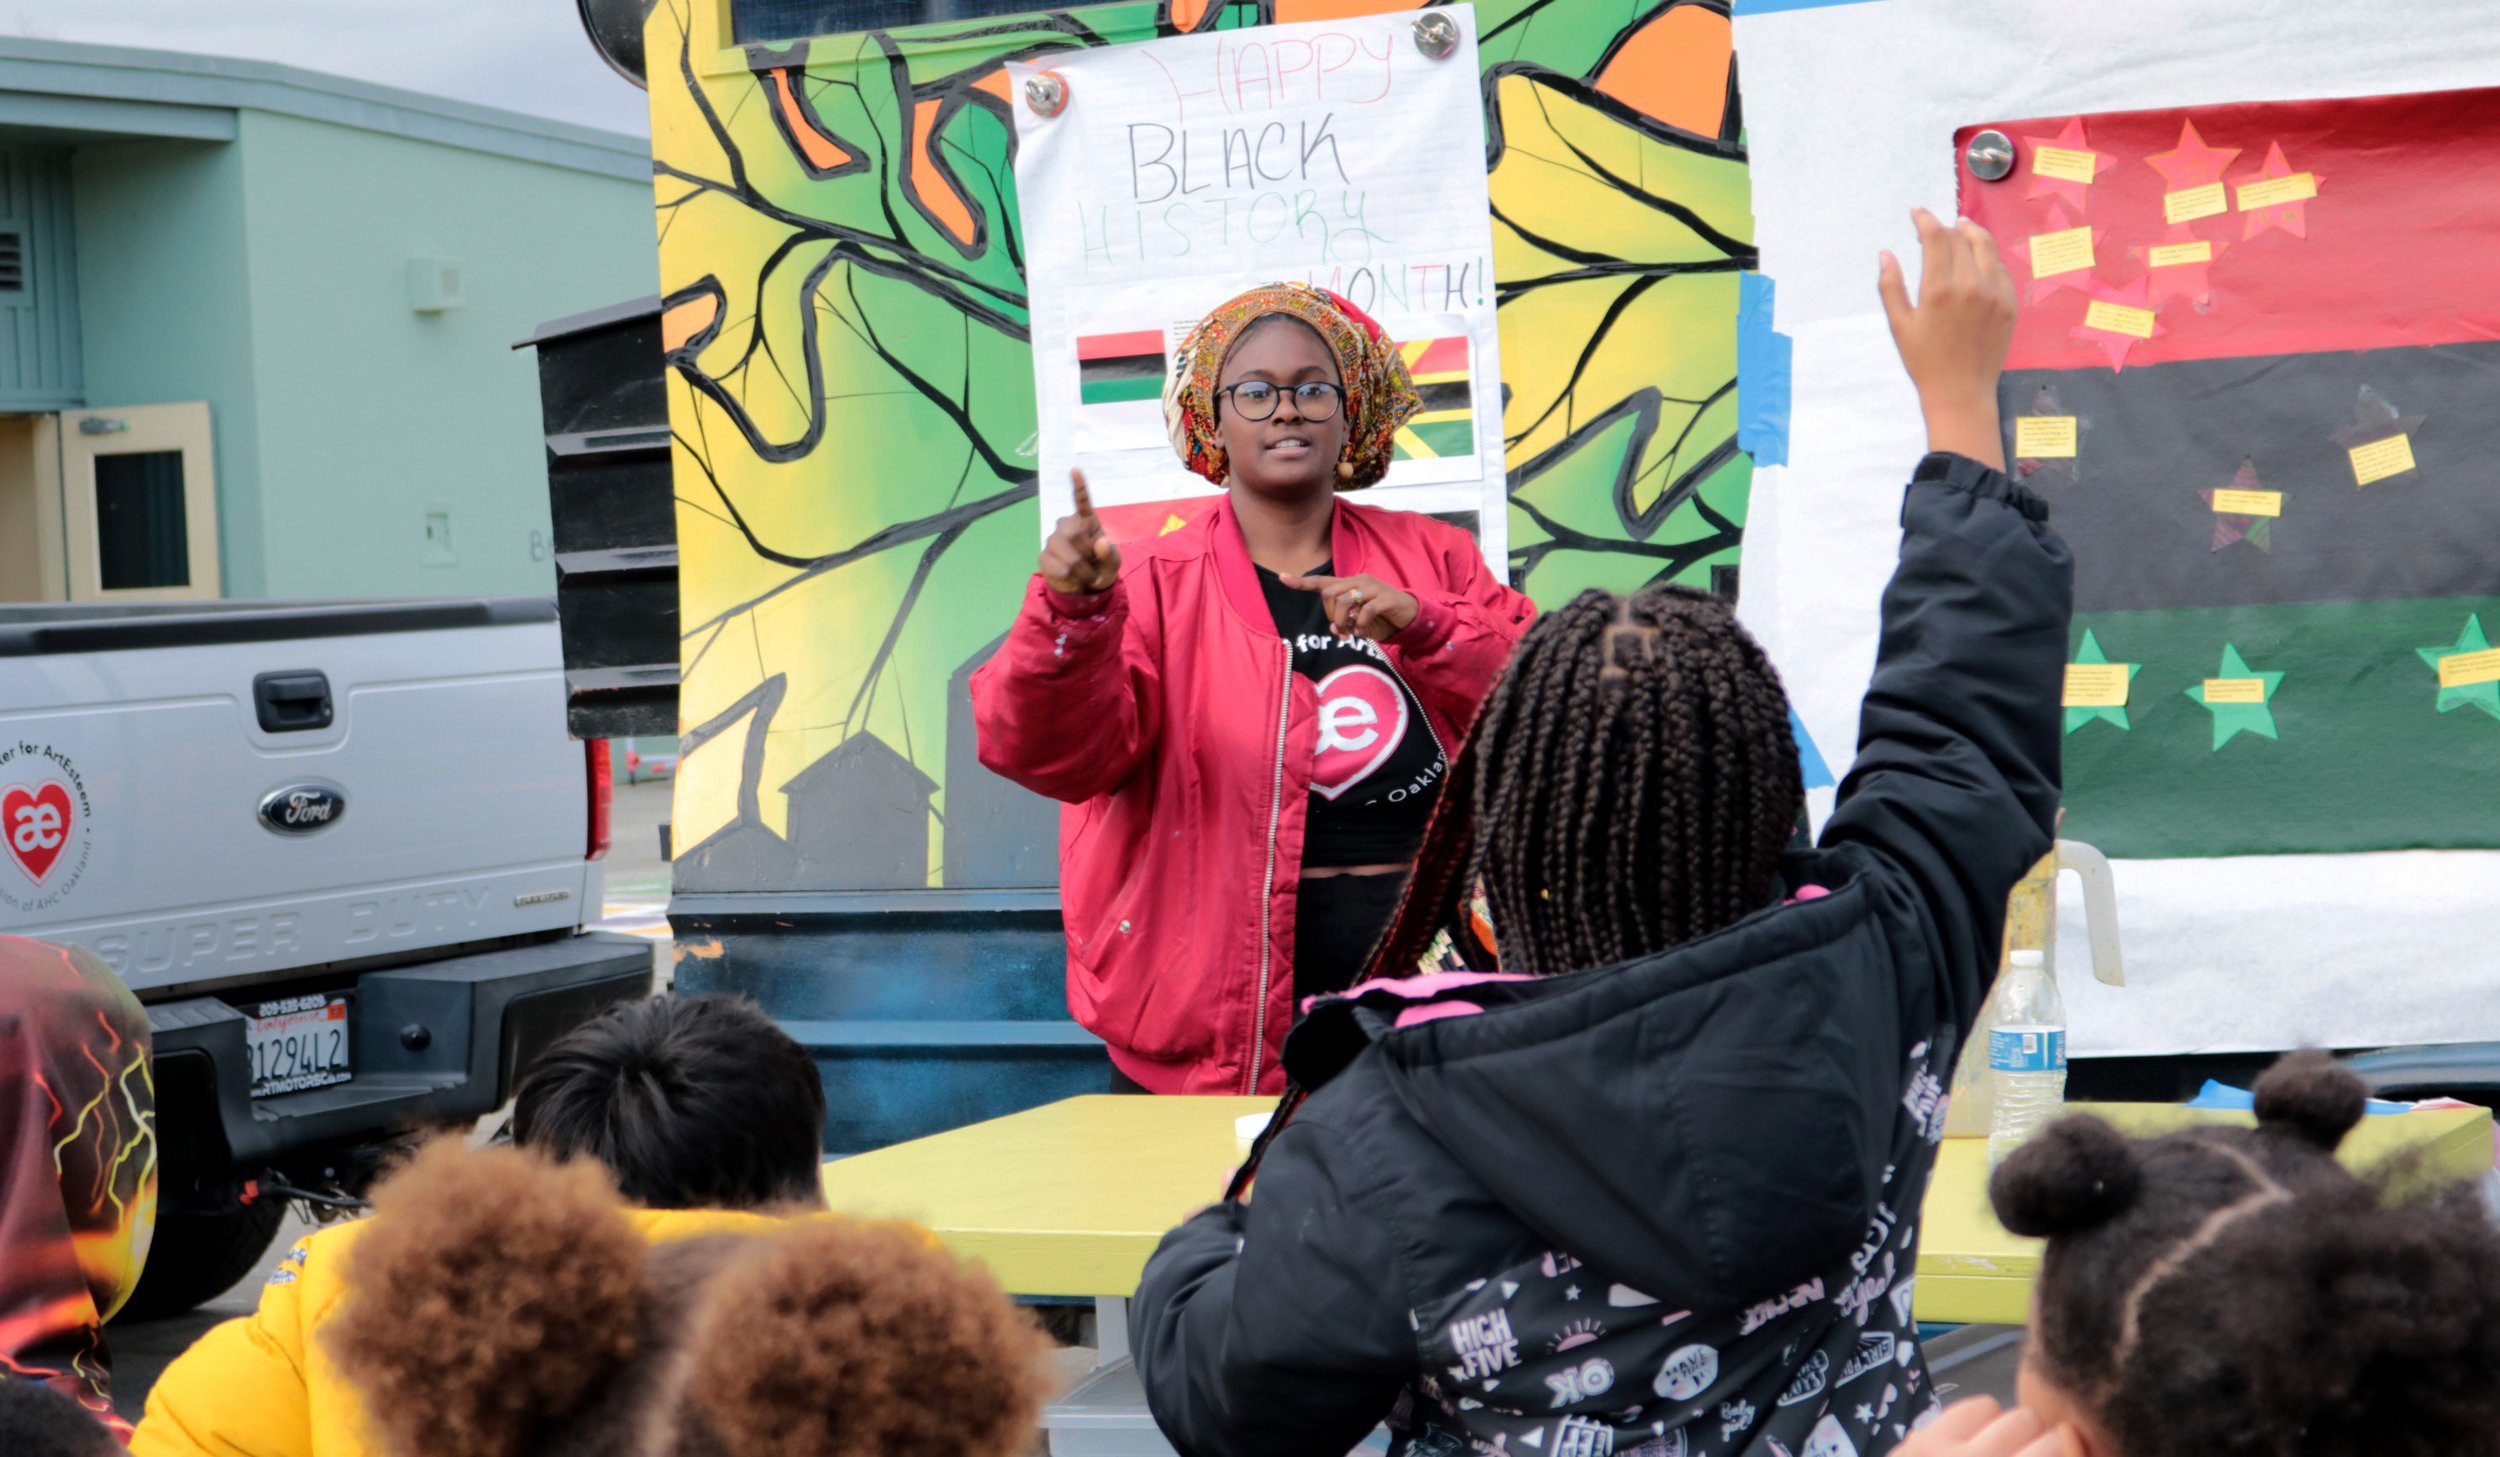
[1218,380,1344,422]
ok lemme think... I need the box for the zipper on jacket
[1246,637,1294,1095]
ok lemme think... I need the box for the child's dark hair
[512,994,826,1210]
[0,1380,120,1457]
[1376,583,1802,975]
[1992,1051,2500,1457]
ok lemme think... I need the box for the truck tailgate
[0,601,598,995]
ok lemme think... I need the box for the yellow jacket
[128,1205,788,1457]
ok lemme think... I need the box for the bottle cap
[2009,949,2046,968]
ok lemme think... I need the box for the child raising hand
[1907,1053,2500,1457]
[1133,212,2065,1456]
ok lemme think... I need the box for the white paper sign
[1009,7,1507,569]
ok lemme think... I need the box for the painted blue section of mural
[672,894,1108,1154]
[1731,0,1887,14]
[1790,705,1835,790]
[1736,271,1792,469]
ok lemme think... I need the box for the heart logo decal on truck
[4,780,76,884]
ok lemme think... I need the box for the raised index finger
[1070,470,1099,525]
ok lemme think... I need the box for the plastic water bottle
[1986,949,2067,1167]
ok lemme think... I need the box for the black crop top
[1256,561,1449,867]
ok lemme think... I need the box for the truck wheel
[114,1198,290,1321]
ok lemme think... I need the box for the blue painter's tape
[1736,272,1792,468]
[1732,0,1887,14]
[1791,705,1835,789]
[2187,1079,2410,1116]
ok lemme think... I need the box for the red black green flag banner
[1393,336,1475,462]
[1076,329,1166,406]
[1961,87,2500,858]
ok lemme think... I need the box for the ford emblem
[259,782,346,835]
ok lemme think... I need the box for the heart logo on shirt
[3,781,75,884]
[1311,664,1408,801]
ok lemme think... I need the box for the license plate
[247,995,353,1098]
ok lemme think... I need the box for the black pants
[1109,870,1408,1094]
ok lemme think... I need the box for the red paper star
[2006,201,2106,303]
[2022,118,2117,210]
[2197,457,2274,554]
[2233,141,2321,241]
[2068,276,2165,372]
[2141,224,2228,309]
[2146,118,2240,191]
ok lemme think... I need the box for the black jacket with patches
[1132,455,2072,1457]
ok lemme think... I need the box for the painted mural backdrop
[649,0,1753,891]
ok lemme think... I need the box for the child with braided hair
[1901,1051,2500,1457]
[1132,209,2072,1457]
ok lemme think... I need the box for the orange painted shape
[770,68,854,172]
[971,68,1014,107]
[1594,4,1731,138]
[1275,0,1426,21]
[1168,0,1214,31]
[911,98,978,246]
[662,292,721,353]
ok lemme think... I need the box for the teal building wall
[8,39,658,599]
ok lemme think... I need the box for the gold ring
[1349,589,1364,605]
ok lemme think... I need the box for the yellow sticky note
[2028,226,2096,279]
[2148,240,2214,268]
[2064,663,2132,708]
[2082,300,2157,339]
[2165,183,2229,223]
[2032,146,2101,184]
[2014,416,2078,458]
[2237,172,2318,210]
[2202,678,2267,704]
[2440,648,2500,690]
[2348,434,2417,486]
[2209,488,2282,517]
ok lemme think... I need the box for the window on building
[92,450,191,591]
[731,0,1061,44]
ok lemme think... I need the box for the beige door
[60,403,219,602]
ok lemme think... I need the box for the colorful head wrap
[1162,283,1420,490]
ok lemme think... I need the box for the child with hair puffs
[1903,1051,2500,1457]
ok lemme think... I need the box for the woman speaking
[973,284,1533,1095]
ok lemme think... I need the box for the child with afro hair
[325,1136,1053,1457]
[1901,1051,2500,1457]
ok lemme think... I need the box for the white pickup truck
[0,597,651,1314]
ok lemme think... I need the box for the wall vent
[0,226,26,295]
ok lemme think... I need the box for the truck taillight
[586,739,613,861]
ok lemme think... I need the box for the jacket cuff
[1038,578,1119,619]
[1387,591,1459,657]
[1910,452,2050,522]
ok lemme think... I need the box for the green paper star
[2064,630,2142,735]
[2416,614,2500,722]
[2183,643,2283,749]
